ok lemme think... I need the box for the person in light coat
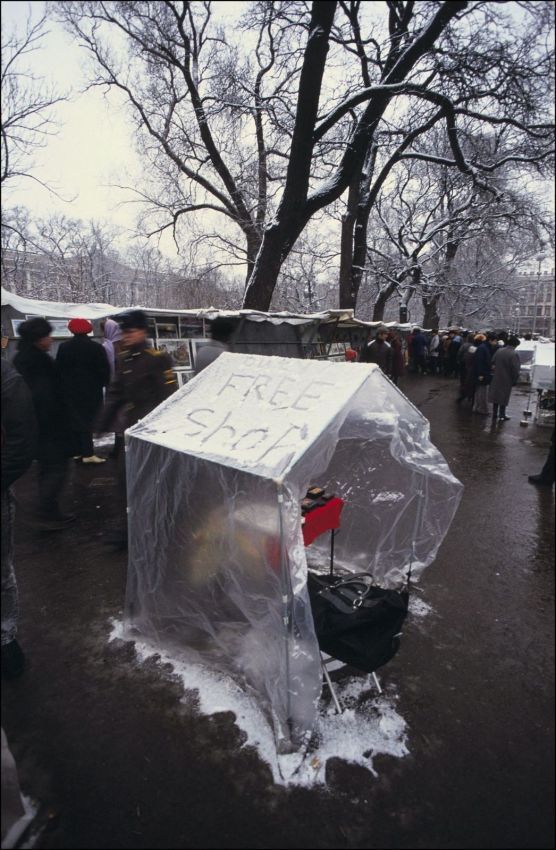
[489,335,521,422]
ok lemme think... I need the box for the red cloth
[68,318,93,335]
[302,497,344,547]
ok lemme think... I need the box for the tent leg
[372,672,382,694]
[321,654,342,715]
[329,530,335,575]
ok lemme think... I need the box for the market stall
[124,353,462,749]
[530,343,555,427]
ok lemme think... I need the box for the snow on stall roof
[127,352,386,481]
[1,287,121,320]
[0,287,356,327]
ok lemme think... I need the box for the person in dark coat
[411,328,428,374]
[489,335,521,422]
[1,360,37,678]
[472,332,498,415]
[13,318,76,529]
[194,317,236,375]
[386,331,404,385]
[96,310,178,548]
[56,318,111,463]
[457,334,481,404]
[448,333,462,378]
[359,326,393,376]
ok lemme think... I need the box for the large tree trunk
[243,0,466,311]
[338,180,359,309]
[372,279,399,320]
[422,295,441,329]
[244,232,262,288]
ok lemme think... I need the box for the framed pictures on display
[48,320,73,338]
[155,321,178,339]
[156,339,192,369]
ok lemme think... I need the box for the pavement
[1,374,554,849]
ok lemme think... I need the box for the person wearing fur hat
[13,318,75,529]
[488,335,521,422]
[56,318,111,463]
[359,325,393,376]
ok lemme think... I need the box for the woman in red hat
[56,319,111,463]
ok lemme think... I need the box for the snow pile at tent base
[109,619,409,787]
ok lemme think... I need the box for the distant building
[514,268,555,338]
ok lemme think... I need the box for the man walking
[96,310,177,547]
[359,326,393,376]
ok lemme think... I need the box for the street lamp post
[532,254,545,336]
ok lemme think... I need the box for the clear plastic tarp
[125,354,462,748]
[531,343,555,390]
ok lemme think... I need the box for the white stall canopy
[531,343,555,391]
[125,354,462,748]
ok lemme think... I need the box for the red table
[302,497,344,573]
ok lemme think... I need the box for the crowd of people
[356,325,526,422]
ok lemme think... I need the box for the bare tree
[1,10,66,190]
[57,0,304,284]
[243,0,553,309]
[334,1,555,312]
[57,1,554,311]
[364,154,552,327]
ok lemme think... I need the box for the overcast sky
[3,1,144,237]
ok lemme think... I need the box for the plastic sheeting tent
[125,353,462,749]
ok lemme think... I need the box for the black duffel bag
[307,572,409,673]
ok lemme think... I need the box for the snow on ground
[408,594,434,619]
[109,619,409,787]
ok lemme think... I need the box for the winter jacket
[1,359,37,490]
[359,339,392,375]
[489,346,521,406]
[412,332,428,357]
[96,341,177,433]
[388,337,404,379]
[13,342,70,442]
[474,341,494,384]
[56,335,111,429]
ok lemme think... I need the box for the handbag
[307,571,409,673]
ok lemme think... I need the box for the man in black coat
[359,326,393,376]
[56,318,110,463]
[13,318,76,529]
[1,359,37,678]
